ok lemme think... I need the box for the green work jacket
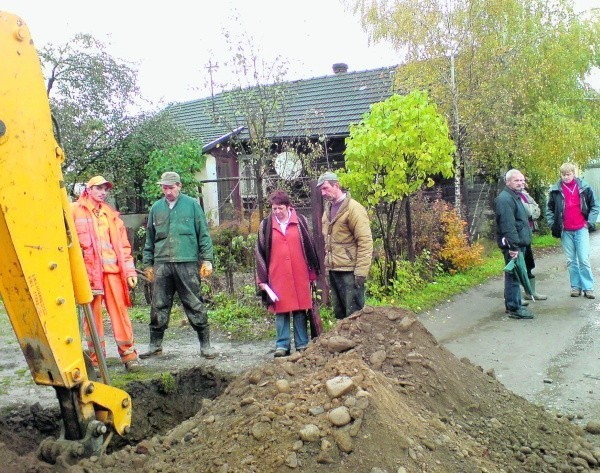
[143,193,213,266]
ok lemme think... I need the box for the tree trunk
[454,155,462,216]
[254,159,265,221]
[226,266,234,294]
[405,196,414,262]
[450,53,463,216]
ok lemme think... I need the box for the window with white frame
[239,156,257,198]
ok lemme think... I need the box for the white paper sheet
[263,284,279,302]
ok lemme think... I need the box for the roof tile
[166,66,397,145]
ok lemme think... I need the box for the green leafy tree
[143,140,206,204]
[348,0,599,200]
[342,91,455,285]
[492,6,600,185]
[41,34,140,183]
[108,112,195,212]
[40,34,194,211]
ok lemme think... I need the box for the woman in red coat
[256,190,320,357]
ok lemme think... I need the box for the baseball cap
[157,172,181,185]
[86,176,113,189]
[316,171,339,187]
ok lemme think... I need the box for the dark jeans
[502,249,524,311]
[328,271,365,320]
[150,262,207,333]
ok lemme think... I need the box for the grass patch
[128,300,189,325]
[111,370,172,388]
[382,256,502,312]
[207,285,273,340]
[368,236,560,314]
[158,372,176,394]
[15,368,28,378]
[532,233,560,249]
[0,377,11,395]
[128,305,150,323]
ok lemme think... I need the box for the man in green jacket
[141,172,216,359]
[317,171,373,319]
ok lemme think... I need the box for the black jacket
[495,186,532,250]
[546,178,599,238]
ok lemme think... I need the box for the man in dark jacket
[495,169,534,319]
[546,162,599,299]
[141,172,216,359]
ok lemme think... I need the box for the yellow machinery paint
[0,11,132,458]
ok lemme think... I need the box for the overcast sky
[3,0,598,112]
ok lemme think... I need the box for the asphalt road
[419,232,600,423]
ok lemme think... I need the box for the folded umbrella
[503,251,534,299]
[309,284,323,339]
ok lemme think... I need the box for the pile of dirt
[5,306,600,472]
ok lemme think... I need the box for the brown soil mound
[6,306,600,472]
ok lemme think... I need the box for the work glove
[200,261,213,278]
[144,267,154,283]
[127,276,138,288]
[354,275,366,289]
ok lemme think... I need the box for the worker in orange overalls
[72,176,141,372]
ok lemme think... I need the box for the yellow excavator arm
[0,11,132,462]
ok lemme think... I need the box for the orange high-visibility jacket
[72,192,137,306]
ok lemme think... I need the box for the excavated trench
[0,366,232,460]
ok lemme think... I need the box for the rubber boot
[524,278,547,300]
[197,329,217,359]
[139,330,164,359]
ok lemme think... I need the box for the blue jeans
[275,311,308,350]
[503,249,524,311]
[561,228,594,291]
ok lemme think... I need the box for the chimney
[332,63,348,74]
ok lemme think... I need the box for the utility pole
[205,60,218,120]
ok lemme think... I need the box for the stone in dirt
[2,307,600,472]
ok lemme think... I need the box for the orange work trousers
[84,272,137,365]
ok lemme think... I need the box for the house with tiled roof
[166,63,397,225]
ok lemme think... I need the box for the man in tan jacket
[317,171,373,319]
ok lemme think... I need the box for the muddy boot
[524,278,547,300]
[139,330,164,359]
[197,329,217,359]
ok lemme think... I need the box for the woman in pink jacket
[256,190,320,357]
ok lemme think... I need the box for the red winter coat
[260,210,316,314]
[72,192,137,306]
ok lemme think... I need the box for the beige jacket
[322,192,373,277]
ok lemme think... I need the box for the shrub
[406,191,446,259]
[210,222,257,293]
[439,204,484,273]
[367,250,443,301]
[207,285,273,340]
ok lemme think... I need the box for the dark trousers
[524,244,536,279]
[328,271,365,320]
[502,249,524,311]
[150,262,207,333]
